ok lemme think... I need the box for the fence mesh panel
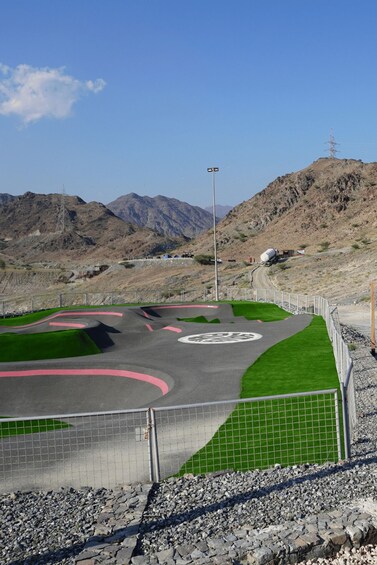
[0,410,151,493]
[154,391,341,479]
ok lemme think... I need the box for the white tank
[260,248,277,263]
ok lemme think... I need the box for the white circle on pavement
[178,331,263,344]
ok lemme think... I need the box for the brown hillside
[185,158,377,259]
[0,192,181,262]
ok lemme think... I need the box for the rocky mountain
[185,158,377,259]
[204,204,233,218]
[1,159,377,305]
[107,193,214,238]
[0,193,17,205]
[0,192,182,262]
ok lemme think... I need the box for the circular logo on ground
[178,331,263,344]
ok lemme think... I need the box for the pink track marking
[151,304,219,310]
[163,326,182,333]
[145,324,154,332]
[56,311,124,317]
[49,322,87,329]
[8,310,124,329]
[142,311,153,319]
[0,368,169,395]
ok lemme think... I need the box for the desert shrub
[318,241,330,252]
[194,254,214,265]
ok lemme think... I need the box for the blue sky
[1,0,376,208]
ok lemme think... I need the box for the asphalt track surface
[0,304,312,417]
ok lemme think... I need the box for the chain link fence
[152,390,342,482]
[0,287,286,317]
[0,389,341,493]
[0,409,152,492]
[254,288,355,456]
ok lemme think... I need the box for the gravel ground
[0,487,111,565]
[1,323,376,564]
[306,544,377,565]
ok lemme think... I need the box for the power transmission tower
[326,129,339,158]
[57,186,67,233]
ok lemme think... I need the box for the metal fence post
[149,408,160,482]
[341,360,354,460]
[146,408,154,482]
[334,390,342,461]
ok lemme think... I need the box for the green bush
[194,254,215,265]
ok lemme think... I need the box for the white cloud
[0,64,106,125]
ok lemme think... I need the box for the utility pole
[326,129,339,158]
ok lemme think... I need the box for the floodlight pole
[371,281,376,356]
[207,167,219,301]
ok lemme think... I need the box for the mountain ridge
[0,158,377,305]
[0,191,183,262]
[107,193,215,238]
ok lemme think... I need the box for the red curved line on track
[8,311,124,329]
[163,326,182,333]
[145,324,154,332]
[142,311,153,319]
[0,368,169,395]
[49,322,87,329]
[56,311,124,317]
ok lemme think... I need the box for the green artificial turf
[179,316,341,475]
[231,301,292,321]
[177,316,220,323]
[0,329,100,361]
[0,308,62,326]
[0,304,130,326]
[240,316,337,397]
[0,418,71,437]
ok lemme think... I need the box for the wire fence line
[0,286,354,491]
[0,390,341,493]
[151,390,342,482]
[0,288,246,317]
[253,288,355,458]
